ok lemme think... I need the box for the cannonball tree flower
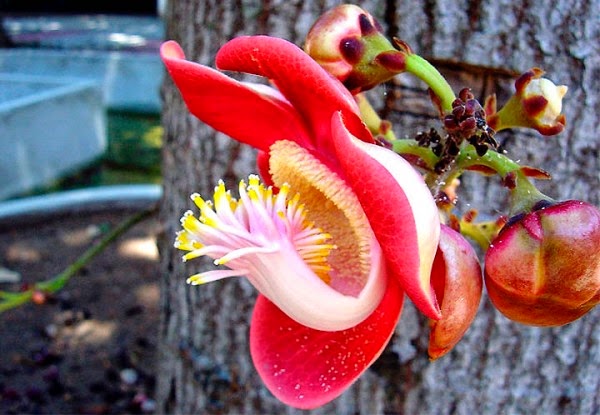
[161,36,441,408]
[485,200,600,326]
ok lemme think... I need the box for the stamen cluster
[175,175,336,285]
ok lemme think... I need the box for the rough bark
[157,1,600,414]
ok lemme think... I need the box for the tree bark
[157,1,600,414]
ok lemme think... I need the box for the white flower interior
[174,140,386,331]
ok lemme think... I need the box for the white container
[0,48,163,112]
[0,73,106,200]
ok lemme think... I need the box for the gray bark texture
[157,1,600,414]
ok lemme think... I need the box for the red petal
[215,36,360,152]
[428,225,482,360]
[331,113,441,319]
[256,151,273,186]
[250,277,403,409]
[160,41,311,152]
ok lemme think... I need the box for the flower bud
[485,200,600,326]
[304,5,406,93]
[486,68,567,135]
[428,225,482,360]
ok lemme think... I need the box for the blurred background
[1,1,598,414]
[0,0,164,200]
[0,2,165,414]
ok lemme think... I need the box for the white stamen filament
[175,175,335,287]
[214,245,279,265]
[187,268,250,285]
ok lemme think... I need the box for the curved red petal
[331,113,441,319]
[250,276,403,409]
[256,151,273,186]
[215,36,359,151]
[160,41,311,152]
[428,225,482,360]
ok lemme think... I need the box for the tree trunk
[157,1,600,414]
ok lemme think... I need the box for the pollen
[268,140,374,296]
[175,175,336,285]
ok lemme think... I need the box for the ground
[1,13,163,413]
[0,209,161,414]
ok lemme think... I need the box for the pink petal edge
[330,112,441,319]
[250,276,403,409]
[160,40,311,152]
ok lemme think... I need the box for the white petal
[246,236,386,331]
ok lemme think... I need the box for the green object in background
[106,111,162,173]
[17,112,162,198]
[98,111,163,187]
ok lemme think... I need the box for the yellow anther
[186,275,207,285]
[174,229,204,251]
[177,174,337,286]
[191,192,208,209]
[248,174,260,187]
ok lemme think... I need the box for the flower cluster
[161,4,599,410]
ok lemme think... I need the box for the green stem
[355,94,440,175]
[391,139,439,171]
[356,93,397,140]
[455,145,520,177]
[0,290,32,311]
[0,207,156,313]
[405,54,456,113]
[455,146,553,215]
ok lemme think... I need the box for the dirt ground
[0,209,161,414]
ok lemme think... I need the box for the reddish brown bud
[358,13,378,35]
[502,172,517,189]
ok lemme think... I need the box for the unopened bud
[487,68,567,136]
[485,200,600,326]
